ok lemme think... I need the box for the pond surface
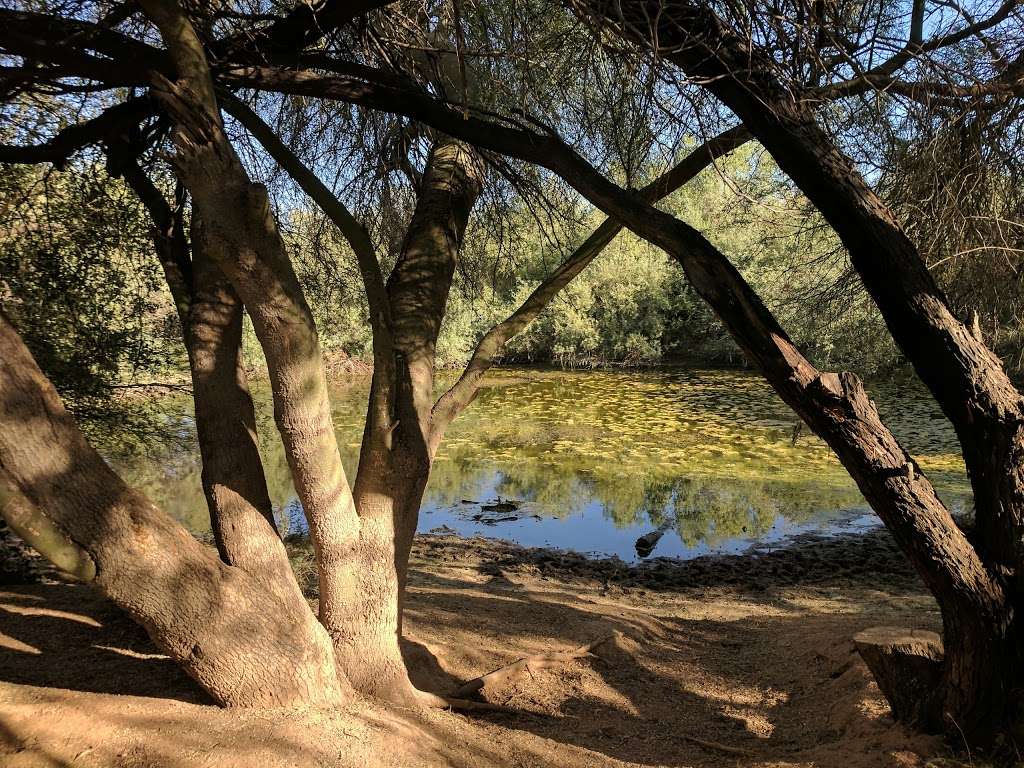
[108,368,972,563]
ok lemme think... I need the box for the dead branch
[680,734,754,757]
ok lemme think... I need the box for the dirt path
[0,532,955,767]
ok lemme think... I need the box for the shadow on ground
[0,532,952,768]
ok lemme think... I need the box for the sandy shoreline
[0,530,959,768]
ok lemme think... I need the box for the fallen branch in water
[454,633,618,698]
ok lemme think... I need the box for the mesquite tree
[2,0,1023,751]
[0,0,739,708]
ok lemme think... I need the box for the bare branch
[219,92,392,350]
[430,125,750,438]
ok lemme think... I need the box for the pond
[108,368,972,563]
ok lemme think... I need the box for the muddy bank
[412,526,921,596]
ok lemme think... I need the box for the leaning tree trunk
[0,310,347,707]
[578,0,1024,745]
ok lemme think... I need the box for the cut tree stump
[853,626,945,732]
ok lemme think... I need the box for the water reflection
[106,368,972,562]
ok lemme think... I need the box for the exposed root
[680,734,754,757]
[413,688,522,715]
[454,633,618,699]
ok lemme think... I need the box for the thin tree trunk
[0,310,347,707]
[114,152,297,589]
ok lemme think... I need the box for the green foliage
[0,162,184,416]
[453,142,900,375]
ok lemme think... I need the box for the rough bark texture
[339,138,484,702]
[0,310,346,707]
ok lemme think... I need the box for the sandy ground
[0,530,961,768]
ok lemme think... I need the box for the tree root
[413,688,523,715]
[681,734,754,757]
[454,633,618,699]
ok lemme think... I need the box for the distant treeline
[3,141,1020,416]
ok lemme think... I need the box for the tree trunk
[337,137,484,702]
[144,57,364,657]
[0,310,347,707]
[113,153,297,590]
[577,0,1024,746]
[186,229,301,597]
[221,93,488,702]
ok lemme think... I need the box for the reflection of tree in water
[99,369,974,549]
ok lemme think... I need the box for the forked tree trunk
[136,21,364,687]
[114,153,298,591]
[137,0,487,704]
[186,231,303,598]
[341,137,484,701]
[0,310,347,707]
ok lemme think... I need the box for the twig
[681,734,754,757]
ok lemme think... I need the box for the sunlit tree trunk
[341,138,484,701]
[112,153,299,594]
[136,0,491,705]
[0,310,347,707]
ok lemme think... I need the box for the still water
[108,368,972,563]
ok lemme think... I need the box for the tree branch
[0,99,153,168]
[430,125,750,440]
[219,92,392,351]
[223,56,1004,623]
[819,0,1021,99]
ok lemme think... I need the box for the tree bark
[224,91,493,701]
[186,225,302,595]
[579,0,1024,743]
[338,137,484,702]
[113,150,297,591]
[854,627,945,730]
[0,310,347,707]
[138,1,365,686]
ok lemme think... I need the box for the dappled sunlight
[0,603,100,627]
[0,633,39,655]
